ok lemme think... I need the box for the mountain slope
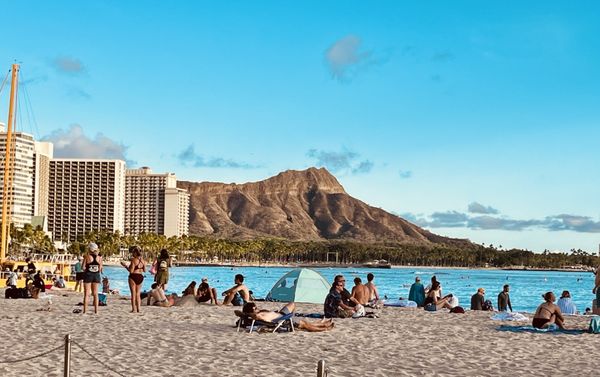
[177,167,468,245]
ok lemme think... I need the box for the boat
[0,64,76,290]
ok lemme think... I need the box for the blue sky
[1,1,599,252]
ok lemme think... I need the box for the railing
[0,334,127,377]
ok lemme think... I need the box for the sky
[1,1,599,252]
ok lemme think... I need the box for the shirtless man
[350,277,371,305]
[365,273,380,303]
[242,302,334,332]
[146,283,172,307]
[532,292,565,329]
[222,274,250,306]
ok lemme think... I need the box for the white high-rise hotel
[125,167,189,237]
[0,123,53,228]
[2,126,190,242]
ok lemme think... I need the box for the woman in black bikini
[532,291,565,329]
[82,243,103,314]
[127,246,146,313]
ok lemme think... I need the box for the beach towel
[491,312,529,322]
[294,313,325,319]
[383,299,417,308]
[497,325,586,335]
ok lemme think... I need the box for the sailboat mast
[1,64,19,263]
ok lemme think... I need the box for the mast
[1,64,19,263]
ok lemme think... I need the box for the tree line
[6,227,598,269]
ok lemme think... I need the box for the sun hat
[88,242,99,252]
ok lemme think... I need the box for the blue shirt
[557,297,577,315]
[408,282,425,306]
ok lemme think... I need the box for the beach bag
[450,306,465,314]
[589,316,600,334]
[424,303,437,312]
[483,300,494,311]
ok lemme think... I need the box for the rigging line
[0,344,64,363]
[0,69,9,96]
[20,74,41,139]
[18,77,33,136]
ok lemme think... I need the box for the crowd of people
[7,241,600,334]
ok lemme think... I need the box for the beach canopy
[266,268,331,304]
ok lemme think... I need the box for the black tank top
[86,254,100,273]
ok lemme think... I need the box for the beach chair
[235,310,295,333]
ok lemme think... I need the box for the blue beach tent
[266,268,331,304]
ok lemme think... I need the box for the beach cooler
[589,316,600,334]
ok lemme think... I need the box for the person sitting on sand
[333,275,354,307]
[146,283,172,307]
[324,278,357,318]
[350,277,371,306]
[242,302,335,332]
[182,281,197,296]
[423,281,452,311]
[425,276,441,296]
[409,277,426,307]
[53,275,66,288]
[533,292,565,329]
[197,280,219,305]
[365,273,380,304]
[471,288,486,310]
[556,290,577,315]
[222,274,250,306]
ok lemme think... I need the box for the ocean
[102,265,595,313]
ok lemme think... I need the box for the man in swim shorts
[222,274,250,306]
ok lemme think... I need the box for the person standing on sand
[409,277,426,307]
[471,288,486,310]
[365,273,380,303]
[82,243,103,314]
[593,267,600,314]
[154,249,171,291]
[127,246,145,313]
[533,292,565,329]
[497,284,512,312]
[350,277,370,305]
[222,274,250,306]
[73,256,84,292]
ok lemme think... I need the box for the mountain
[177,167,469,246]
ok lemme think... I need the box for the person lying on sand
[532,292,565,329]
[146,283,172,307]
[196,281,219,305]
[242,302,334,332]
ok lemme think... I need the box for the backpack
[159,259,168,271]
[482,300,494,311]
[589,316,600,334]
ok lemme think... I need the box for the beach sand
[0,290,597,377]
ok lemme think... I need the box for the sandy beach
[0,290,598,377]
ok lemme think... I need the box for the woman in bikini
[196,281,219,305]
[423,281,453,311]
[532,292,565,329]
[127,246,146,313]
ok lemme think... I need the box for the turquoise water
[102,266,595,313]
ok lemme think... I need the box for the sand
[0,290,598,377]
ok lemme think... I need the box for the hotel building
[0,124,52,229]
[48,159,126,242]
[125,167,189,237]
